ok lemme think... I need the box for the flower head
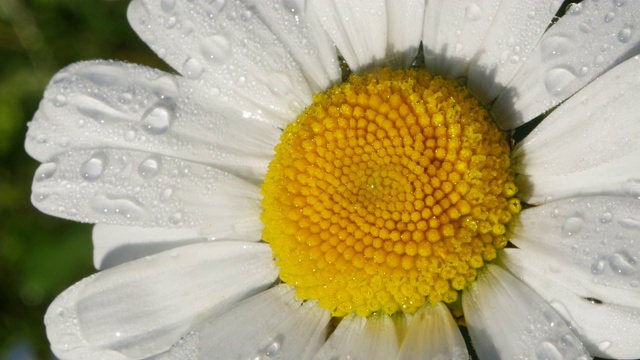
[26,0,640,359]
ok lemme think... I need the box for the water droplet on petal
[464,3,482,21]
[165,16,177,29]
[561,217,584,237]
[160,187,174,201]
[161,0,176,12]
[80,154,106,181]
[268,72,294,95]
[35,162,58,182]
[90,194,147,220]
[618,26,633,43]
[138,156,161,179]
[182,58,204,79]
[599,212,612,224]
[540,36,574,61]
[124,129,137,141]
[141,104,173,135]
[240,10,252,21]
[598,341,612,351]
[608,251,637,275]
[535,341,563,360]
[169,212,183,225]
[591,258,606,275]
[200,35,231,63]
[604,12,616,23]
[545,67,577,96]
[53,95,68,107]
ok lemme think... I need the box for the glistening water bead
[261,68,521,317]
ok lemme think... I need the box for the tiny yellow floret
[261,68,520,317]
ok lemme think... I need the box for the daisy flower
[26,0,640,359]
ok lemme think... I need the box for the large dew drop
[141,104,173,135]
[35,162,58,182]
[182,58,204,79]
[80,154,106,182]
[138,156,162,179]
[544,67,578,96]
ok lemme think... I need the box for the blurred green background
[0,0,166,358]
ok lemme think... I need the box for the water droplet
[138,156,161,179]
[268,72,294,95]
[200,35,231,63]
[550,208,559,218]
[236,76,247,87]
[53,95,68,107]
[545,67,577,96]
[604,12,616,23]
[464,3,482,21]
[182,58,204,79]
[31,191,50,203]
[598,341,611,351]
[535,341,563,360]
[567,2,583,15]
[591,258,606,275]
[578,22,592,33]
[561,217,584,237]
[259,334,283,358]
[118,92,133,105]
[161,187,174,201]
[578,66,589,76]
[141,104,173,135]
[599,212,612,224]
[165,16,177,29]
[124,129,137,141]
[240,10,252,21]
[619,218,640,229]
[594,54,606,68]
[161,0,176,12]
[35,162,58,182]
[169,212,183,225]
[618,26,633,43]
[80,154,106,181]
[630,280,639,288]
[90,194,147,220]
[509,55,520,64]
[608,251,637,275]
[540,36,574,60]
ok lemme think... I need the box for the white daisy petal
[514,55,640,203]
[422,0,501,78]
[127,0,313,127]
[463,264,590,359]
[310,0,387,72]
[467,0,562,104]
[243,0,341,92]
[45,242,278,360]
[168,284,330,360]
[503,249,640,359]
[122,282,330,360]
[25,61,280,181]
[493,0,640,129]
[386,0,425,68]
[508,196,640,309]
[397,302,468,360]
[30,148,263,238]
[314,314,398,360]
[92,224,205,270]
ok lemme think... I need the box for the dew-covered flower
[26,0,640,359]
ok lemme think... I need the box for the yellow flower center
[261,68,521,317]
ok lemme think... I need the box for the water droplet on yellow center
[261,68,521,317]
